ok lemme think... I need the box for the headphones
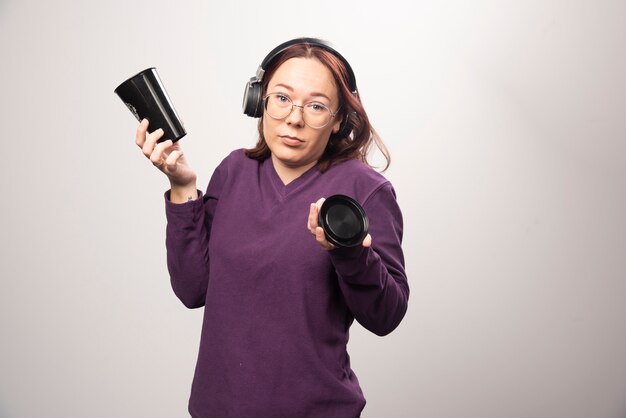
[242,37,358,138]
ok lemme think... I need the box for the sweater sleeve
[164,164,225,309]
[328,182,409,336]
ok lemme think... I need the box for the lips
[279,135,304,142]
[279,135,305,146]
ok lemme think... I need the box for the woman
[135,38,409,418]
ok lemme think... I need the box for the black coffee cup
[114,67,186,143]
[319,194,369,247]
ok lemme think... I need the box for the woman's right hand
[135,119,198,203]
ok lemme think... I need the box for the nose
[285,103,305,127]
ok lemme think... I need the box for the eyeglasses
[263,92,339,129]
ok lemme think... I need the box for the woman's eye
[307,103,326,113]
[276,94,289,103]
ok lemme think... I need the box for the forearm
[329,182,409,336]
[165,191,211,308]
[331,246,409,336]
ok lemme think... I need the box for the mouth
[279,135,304,142]
[279,135,305,146]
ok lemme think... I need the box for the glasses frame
[262,92,340,129]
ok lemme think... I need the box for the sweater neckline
[265,157,321,199]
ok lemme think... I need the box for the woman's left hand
[307,197,372,250]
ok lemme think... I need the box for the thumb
[362,234,372,248]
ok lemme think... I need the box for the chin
[275,150,305,165]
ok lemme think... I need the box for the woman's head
[245,40,390,172]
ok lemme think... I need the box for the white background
[1,1,625,417]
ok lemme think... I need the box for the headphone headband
[258,38,357,93]
[243,37,358,119]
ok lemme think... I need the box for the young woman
[135,38,409,418]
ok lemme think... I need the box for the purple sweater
[164,149,409,418]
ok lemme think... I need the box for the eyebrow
[273,83,332,102]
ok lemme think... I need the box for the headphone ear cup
[242,78,264,118]
[333,112,355,139]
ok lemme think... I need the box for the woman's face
[262,57,342,174]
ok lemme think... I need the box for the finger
[142,128,164,157]
[154,139,174,157]
[150,139,173,166]
[135,119,149,148]
[315,227,335,250]
[362,234,372,248]
[308,197,325,231]
[307,203,318,232]
[164,149,183,171]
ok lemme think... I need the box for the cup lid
[319,194,369,247]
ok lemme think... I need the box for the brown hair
[244,42,390,172]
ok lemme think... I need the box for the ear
[331,117,341,134]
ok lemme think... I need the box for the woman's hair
[244,42,390,172]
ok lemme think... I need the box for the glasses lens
[303,103,332,128]
[264,93,333,128]
[265,94,292,119]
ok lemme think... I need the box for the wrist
[169,182,198,204]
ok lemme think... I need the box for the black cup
[114,67,186,143]
[319,195,369,248]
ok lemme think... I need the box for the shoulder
[322,158,393,203]
[326,158,389,183]
[212,148,261,176]
[206,149,260,196]
[218,148,254,168]
[322,159,403,239]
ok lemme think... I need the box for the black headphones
[242,37,358,138]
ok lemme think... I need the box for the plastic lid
[319,194,369,247]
